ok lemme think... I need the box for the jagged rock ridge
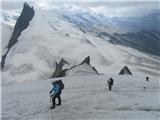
[51,58,69,78]
[1,2,35,69]
[51,56,99,78]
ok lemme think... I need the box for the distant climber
[107,78,114,91]
[49,79,64,109]
[144,76,149,90]
[146,76,149,82]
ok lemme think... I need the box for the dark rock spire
[1,2,35,69]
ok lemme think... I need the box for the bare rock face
[1,2,35,69]
[7,2,34,49]
[51,58,69,78]
[80,56,90,65]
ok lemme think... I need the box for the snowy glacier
[2,74,160,120]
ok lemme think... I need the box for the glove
[51,93,55,97]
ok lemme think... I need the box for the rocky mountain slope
[1,2,34,69]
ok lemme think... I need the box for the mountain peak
[1,2,35,69]
[81,56,90,65]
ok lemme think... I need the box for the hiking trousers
[109,84,112,91]
[52,94,61,107]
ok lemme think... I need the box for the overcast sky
[1,0,159,17]
[0,0,159,1]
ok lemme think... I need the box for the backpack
[56,80,64,90]
[108,78,113,86]
[52,80,64,90]
[110,79,114,85]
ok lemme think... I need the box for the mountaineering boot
[56,103,61,106]
[50,106,55,109]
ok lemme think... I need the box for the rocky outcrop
[51,56,99,78]
[51,58,69,78]
[1,2,35,69]
[65,56,99,76]
[119,66,132,75]
[80,56,90,65]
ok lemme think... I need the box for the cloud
[1,0,159,2]
[1,0,159,17]
[81,1,159,17]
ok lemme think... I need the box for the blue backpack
[53,80,64,90]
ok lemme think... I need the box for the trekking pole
[50,95,51,103]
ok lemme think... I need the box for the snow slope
[2,74,160,120]
[1,23,13,54]
[65,63,98,76]
[1,7,160,84]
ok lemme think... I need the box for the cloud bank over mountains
[1,0,159,18]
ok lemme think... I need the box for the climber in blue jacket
[49,81,62,109]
